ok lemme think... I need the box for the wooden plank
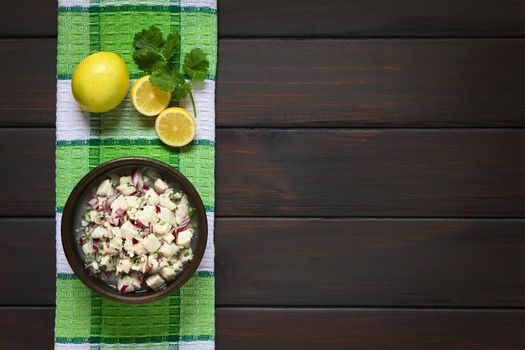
[0,40,56,127]
[4,218,525,307]
[3,0,525,37]
[3,307,525,349]
[220,0,525,38]
[0,129,54,217]
[0,1,56,37]
[2,129,525,218]
[216,219,525,306]
[0,308,54,350]
[217,308,525,350]
[217,129,525,217]
[0,219,55,305]
[3,39,525,127]
[218,39,525,127]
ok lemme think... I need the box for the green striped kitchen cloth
[55,1,216,349]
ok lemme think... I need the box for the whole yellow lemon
[72,52,130,113]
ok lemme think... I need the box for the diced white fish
[117,258,132,274]
[154,222,172,235]
[154,178,169,193]
[159,243,179,258]
[144,188,160,205]
[176,229,193,248]
[110,195,128,211]
[96,179,113,196]
[137,205,157,226]
[180,248,193,263]
[118,276,135,293]
[160,266,177,281]
[159,195,177,211]
[172,260,184,272]
[145,273,166,290]
[143,234,161,253]
[175,195,189,224]
[91,226,108,239]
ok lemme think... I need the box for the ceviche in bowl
[61,157,207,303]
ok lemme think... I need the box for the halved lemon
[131,75,171,116]
[155,107,196,147]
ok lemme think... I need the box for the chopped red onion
[92,244,99,252]
[106,194,118,206]
[133,220,144,229]
[131,169,139,187]
[120,284,128,293]
[155,205,161,213]
[132,238,139,245]
[137,175,144,191]
[176,217,190,233]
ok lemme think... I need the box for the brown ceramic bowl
[61,157,207,304]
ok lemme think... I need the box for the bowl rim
[61,156,208,304]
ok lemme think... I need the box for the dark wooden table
[2,1,525,349]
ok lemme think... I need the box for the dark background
[1,0,525,349]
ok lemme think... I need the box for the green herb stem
[189,90,197,118]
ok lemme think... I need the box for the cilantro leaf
[132,26,168,72]
[183,48,209,82]
[171,70,186,84]
[150,68,179,92]
[133,48,164,73]
[132,26,210,118]
[162,32,180,61]
[173,81,192,100]
[133,25,164,51]
[150,68,185,92]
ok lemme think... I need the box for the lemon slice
[131,75,171,116]
[155,107,196,147]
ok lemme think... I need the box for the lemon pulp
[155,107,196,147]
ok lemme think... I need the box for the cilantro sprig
[132,25,210,117]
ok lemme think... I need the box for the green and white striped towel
[55,1,217,349]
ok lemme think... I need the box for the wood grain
[219,0,525,38]
[3,307,525,350]
[3,39,525,127]
[216,219,525,306]
[218,39,525,127]
[3,0,525,37]
[0,40,56,127]
[0,308,54,350]
[4,218,525,307]
[0,220,55,305]
[217,308,525,350]
[216,129,525,217]
[0,129,54,217]
[0,1,56,37]
[2,129,525,218]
